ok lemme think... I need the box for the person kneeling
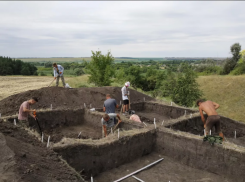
[101,113,121,137]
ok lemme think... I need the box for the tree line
[0,56,37,76]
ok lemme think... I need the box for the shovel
[48,78,55,87]
[33,111,42,135]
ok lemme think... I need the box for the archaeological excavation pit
[2,103,245,181]
[166,114,245,147]
[4,108,145,144]
[130,101,197,125]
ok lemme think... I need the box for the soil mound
[0,121,84,182]
[0,86,154,116]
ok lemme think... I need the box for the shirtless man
[196,99,224,140]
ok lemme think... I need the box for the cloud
[0,1,244,57]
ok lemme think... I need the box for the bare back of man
[197,100,224,140]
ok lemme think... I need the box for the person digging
[52,63,66,88]
[121,82,130,115]
[197,99,224,141]
[18,97,38,128]
[101,113,122,137]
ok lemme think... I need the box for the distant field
[197,75,245,122]
[18,57,166,63]
[18,57,91,63]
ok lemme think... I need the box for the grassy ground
[197,75,245,122]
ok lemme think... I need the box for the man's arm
[59,65,64,74]
[103,125,107,137]
[23,107,36,119]
[199,107,206,126]
[114,100,119,108]
[23,107,35,113]
[213,102,220,110]
[116,114,122,123]
[103,107,106,112]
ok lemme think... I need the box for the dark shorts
[19,120,29,127]
[205,115,221,134]
[123,100,129,105]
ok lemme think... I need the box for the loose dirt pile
[0,121,84,182]
[0,86,154,116]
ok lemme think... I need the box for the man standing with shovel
[52,63,66,88]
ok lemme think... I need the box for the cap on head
[52,63,57,67]
[125,81,130,87]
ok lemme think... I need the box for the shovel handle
[48,78,55,87]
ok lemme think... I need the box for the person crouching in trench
[101,113,121,137]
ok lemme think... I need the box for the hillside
[197,75,245,122]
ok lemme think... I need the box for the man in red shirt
[18,97,38,127]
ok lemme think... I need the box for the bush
[21,66,31,75]
[74,68,84,76]
[87,50,115,86]
[230,62,245,75]
[40,72,47,76]
[222,58,237,75]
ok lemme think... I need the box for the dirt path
[95,152,231,182]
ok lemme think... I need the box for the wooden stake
[41,132,44,143]
[162,120,164,125]
[47,136,50,148]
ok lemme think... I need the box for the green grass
[197,75,245,122]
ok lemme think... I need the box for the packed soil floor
[95,152,232,182]
[45,124,102,143]
[0,121,84,182]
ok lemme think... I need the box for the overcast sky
[0,1,244,57]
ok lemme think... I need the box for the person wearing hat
[121,81,130,115]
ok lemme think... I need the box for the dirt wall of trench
[168,115,245,138]
[155,128,245,182]
[3,109,85,132]
[53,129,156,179]
[131,102,197,119]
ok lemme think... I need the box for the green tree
[44,61,53,68]
[21,66,31,75]
[171,63,202,107]
[87,51,115,86]
[223,43,242,74]
[74,68,84,76]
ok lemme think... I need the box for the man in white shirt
[121,82,130,115]
[53,63,66,87]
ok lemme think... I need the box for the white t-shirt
[121,86,128,100]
